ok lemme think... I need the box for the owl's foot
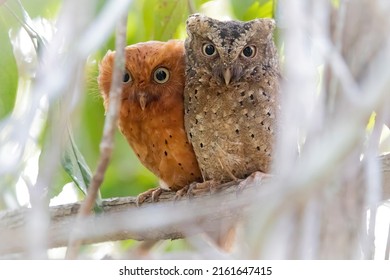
[174,180,219,200]
[135,187,164,206]
[173,185,190,200]
[236,171,272,194]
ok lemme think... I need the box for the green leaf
[152,0,188,41]
[331,0,340,8]
[0,8,18,119]
[230,0,259,20]
[62,126,93,196]
[188,0,209,14]
[62,126,103,212]
[0,25,17,119]
[231,0,275,20]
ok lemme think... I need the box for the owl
[184,14,280,183]
[98,40,202,203]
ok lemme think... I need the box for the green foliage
[230,0,275,20]
[0,11,17,118]
[0,0,60,117]
[61,127,92,196]
[0,28,17,119]
[331,0,340,8]
[163,239,190,252]
[151,0,188,41]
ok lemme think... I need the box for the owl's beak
[223,68,232,85]
[138,92,147,110]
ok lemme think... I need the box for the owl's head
[98,40,185,111]
[185,14,276,85]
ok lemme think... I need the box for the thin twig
[385,222,390,260]
[187,0,196,14]
[65,13,128,259]
[363,111,385,259]
[4,1,46,53]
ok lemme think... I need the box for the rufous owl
[184,14,280,183]
[98,40,201,203]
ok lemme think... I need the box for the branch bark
[0,153,389,257]
[0,180,242,256]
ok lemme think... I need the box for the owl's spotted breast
[185,72,278,181]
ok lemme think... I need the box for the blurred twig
[0,179,246,256]
[0,153,389,257]
[386,222,390,260]
[65,13,128,259]
[363,112,385,259]
[4,1,47,53]
[187,0,196,14]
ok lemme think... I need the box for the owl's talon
[173,182,198,201]
[189,180,219,196]
[173,180,217,201]
[151,188,163,202]
[173,185,189,202]
[236,171,272,195]
[136,187,164,207]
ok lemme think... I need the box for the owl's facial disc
[221,44,257,85]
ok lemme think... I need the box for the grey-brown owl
[184,14,280,183]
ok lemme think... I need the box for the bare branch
[0,180,243,256]
[386,222,390,260]
[0,153,389,257]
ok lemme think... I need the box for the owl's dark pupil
[243,46,253,57]
[205,44,215,55]
[155,70,167,81]
[123,72,130,83]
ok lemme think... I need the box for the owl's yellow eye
[123,70,132,83]
[242,45,256,58]
[153,67,170,84]
[202,43,216,56]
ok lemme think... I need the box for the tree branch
[0,180,242,256]
[0,153,389,257]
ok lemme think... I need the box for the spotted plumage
[184,14,280,182]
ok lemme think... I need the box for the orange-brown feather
[98,40,201,191]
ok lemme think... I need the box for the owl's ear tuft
[186,13,210,36]
[264,18,276,32]
[105,49,114,56]
[251,18,276,40]
[187,14,201,25]
[187,13,203,23]
[252,18,275,30]
[98,50,115,83]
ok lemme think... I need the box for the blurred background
[0,0,389,259]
